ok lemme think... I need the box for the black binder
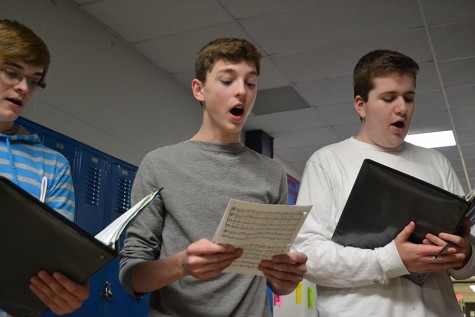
[0,176,117,317]
[332,159,473,249]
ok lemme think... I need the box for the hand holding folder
[331,159,475,286]
[332,159,475,249]
[0,176,159,317]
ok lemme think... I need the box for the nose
[235,80,246,98]
[13,77,30,93]
[395,96,408,115]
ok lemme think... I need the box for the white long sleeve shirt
[293,137,475,317]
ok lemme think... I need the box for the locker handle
[103,281,113,300]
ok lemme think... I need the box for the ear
[192,79,205,103]
[354,95,366,120]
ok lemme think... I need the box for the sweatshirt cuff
[450,234,475,279]
[376,240,409,279]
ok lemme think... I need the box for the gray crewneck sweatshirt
[120,140,288,317]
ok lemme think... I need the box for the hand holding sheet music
[213,199,311,275]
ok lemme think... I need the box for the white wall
[1,0,202,167]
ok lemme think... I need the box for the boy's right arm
[131,239,242,293]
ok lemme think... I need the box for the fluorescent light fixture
[405,130,456,148]
[470,285,475,293]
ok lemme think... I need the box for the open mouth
[392,121,405,129]
[230,107,244,117]
[6,98,22,107]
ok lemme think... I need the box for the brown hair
[353,49,419,101]
[0,19,50,78]
[195,38,262,83]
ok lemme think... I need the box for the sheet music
[213,199,311,275]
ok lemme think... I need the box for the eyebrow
[3,62,44,77]
[379,90,415,96]
[216,67,257,76]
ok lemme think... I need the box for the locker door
[42,132,79,187]
[104,161,148,316]
[107,161,135,225]
[69,148,109,317]
[75,147,108,235]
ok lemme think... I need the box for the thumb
[396,221,416,243]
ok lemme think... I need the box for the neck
[190,128,241,144]
[0,122,14,134]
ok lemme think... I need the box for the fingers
[259,252,307,295]
[183,239,243,280]
[30,271,89,315]
[395,221,416,243]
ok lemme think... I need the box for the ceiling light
[405,130,456,148]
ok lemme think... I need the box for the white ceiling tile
[415,89,446,113]
[253,86,310,115]
[452,109,475,131]
[135,23,248,73]
[409,110,453,134]
[79,0,233,43]
[416,62,442,92]
[272,29,432,83]
[462,144,475,159]
[436,147,462,162]
[420,0,475,26]
[245,108,326,134]
[315,102,360,126]
[219,0,315,19]
[446,85,475,111]
[457,127,475,146]
[430,21,475,61]
[438,58,475,88]
[296,75,354,106]
[240,0,422,54]
[257,57,292,90]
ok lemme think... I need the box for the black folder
[0,176,117,317]
[331,159,474,249]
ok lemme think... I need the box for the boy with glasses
[0,19,89,316]
[119,38,308,316]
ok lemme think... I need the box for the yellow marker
[308,287,315,309]
[296,282,303,304]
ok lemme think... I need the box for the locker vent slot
[85,167,101,206]
[116,177,132,213]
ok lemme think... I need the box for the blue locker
[103,161,150,316]
[42,132,79,192]
[70,148,111,317]
[75,148,108,236]
[14,118,151,317]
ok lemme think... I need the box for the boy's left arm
[259,251,308,295]
[448,218,475,278]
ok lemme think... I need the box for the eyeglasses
[0,66,47,90]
